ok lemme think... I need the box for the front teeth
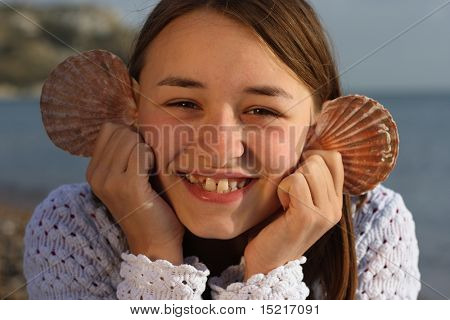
[205,177,217,192]
[216,179,228,193]
[184,173,250,193]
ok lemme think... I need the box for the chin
[185,220,245,240]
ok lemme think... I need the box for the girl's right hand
[86,122,185,265]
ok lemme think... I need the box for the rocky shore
[0,203,32,299]
[0,4,135,99]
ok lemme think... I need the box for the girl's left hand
[243,150,344,281]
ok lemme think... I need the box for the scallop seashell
[40,49,138,157]
[304,95,399,195]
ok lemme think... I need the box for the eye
[246,107,280,118]
[166,100,200,110]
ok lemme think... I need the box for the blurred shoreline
[0,202,31,300]
[0,184,50,212]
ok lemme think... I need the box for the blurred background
[0,0,449,299]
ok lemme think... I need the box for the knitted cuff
[208,256,310,300]
[117,253,210,300]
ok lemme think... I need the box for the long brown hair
[128,0,368,299]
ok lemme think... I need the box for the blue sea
[0,94,449,299]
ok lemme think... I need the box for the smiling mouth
[176,172,254,194]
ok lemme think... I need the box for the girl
[23,0,421,299]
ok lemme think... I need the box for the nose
[196,109,245,168]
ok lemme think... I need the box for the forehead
[141,9,300,87]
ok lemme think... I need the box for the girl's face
[136,9,316,239]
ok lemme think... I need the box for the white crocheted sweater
[23,182,421,299]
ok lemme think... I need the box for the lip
[181,176,258,203]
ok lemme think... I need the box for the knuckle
[309,154,322,164]
[98,122,108,134]
[277,176,291,193]
[139,141,149,149]
[291,172,306,188]
[309,154,322,161]
[323,150,341,164]
[310,154,325,167]
[108,123,127,139]
[122,126,136,137]
[111,125,126,139]
[296,161,309,173]
[332,151,344,170]
[301,161,316,175]
[307,153,321,162]
[100,121,115,133]
[107,121,121,129]
[332,150,342,161]
[121,127,141,145]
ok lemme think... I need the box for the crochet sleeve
[23,184,210,299]
[116,254,209,299]
[208,256,310,299]
[23,184,120,299]
[355,192,421,299]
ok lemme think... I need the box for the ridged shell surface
[40,50,137,157]
[305,95,399,195]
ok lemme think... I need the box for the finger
[126,142,155,178]
[87,122,123,183]
[303,150,344,197]
[90,122,121,169]
[101,126,131,171]
[277,172,313,211]
[303,153,333,203]
[316,155,338,203]
[109,128,143,174]
[296,156,328,207]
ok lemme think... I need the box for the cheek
[247,125,305,175]
[137,106,197,175]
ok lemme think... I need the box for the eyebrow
[157,76,294,99]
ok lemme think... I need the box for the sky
[5,0,450,93]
